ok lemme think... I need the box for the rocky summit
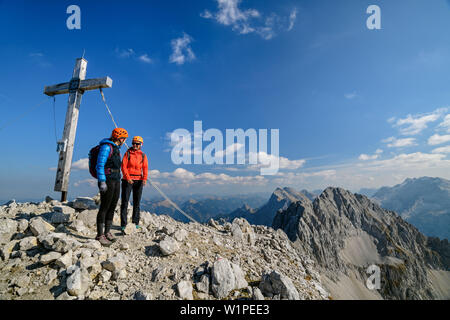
[0,196,327,300]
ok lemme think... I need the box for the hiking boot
[105,232,117,242]
[120,226,126,235]
[95,234,112,247]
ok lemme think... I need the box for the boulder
[52,238,82,253]
[69,220,88,234]
[101,255,126,273]
[211,258,236,299]
[55,250,73,269]
[17,219,29,233]
[231,262,248,289]
[19,236,38,251]
[0,218,18,235]
[66,266,90,297]
[159,236,180,256]
[173,229,188,242]
[231,223,243,241]
[133,291,152,300]
[40,251,62,265]
[123,224,136,235]
[196,274,210,294]
[259,270,300,300]
[53,205,75,215]
[29,217,55,237]
[0,240,19,261]
[50,212,71,224]
[37,232,66,250]
[177,280,193,300]
[75,210,97,229]
[98,270,112,282]
[72,197,97,210]
[252,287,265,300]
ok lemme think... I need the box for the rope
[52,96,58,143]
[0,97,50,132]
[98,88,199,224]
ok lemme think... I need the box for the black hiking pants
[96,179,120,236]
[120,180,144,227]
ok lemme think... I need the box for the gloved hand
[98,181,107,193]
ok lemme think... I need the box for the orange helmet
[111,128,128,139]
[132,136,144,144]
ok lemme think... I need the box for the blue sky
[0,0,450,201]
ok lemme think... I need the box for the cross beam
[44,58,113,202]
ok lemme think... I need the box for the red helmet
[111,128,128,139]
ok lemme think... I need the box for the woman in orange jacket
[120,136,149,232]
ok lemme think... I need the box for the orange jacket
[121,148,148,181]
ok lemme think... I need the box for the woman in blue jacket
[95,128,128,246]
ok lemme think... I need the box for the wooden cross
[44,57,113,202]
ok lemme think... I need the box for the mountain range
[372,177,450,240]
[272,187,450,299]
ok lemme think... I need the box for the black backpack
[88,142,114,178]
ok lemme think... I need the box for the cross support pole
[44,58,113,202]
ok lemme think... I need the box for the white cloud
[149,167,267,188]
[428,134,450,146]
[287,8,297,31]
[438,114,450,133]
[71,158,89,170]
[391,107,448,136]
[73,178,96,187]
[382,137,417,148]
[359,154,378,161]
[431,145,450,154]
[359,149,383,161]
[138,54,153,64]
[345,92,357,100]
[115,48,135,58]
[170,33,196,65]
[201,0,295,40]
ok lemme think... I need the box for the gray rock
[102,255,126,273]
[231,223,243,241]
[159,236,180,256]
[52,238,82,253]
[173,229,188,242]
[45,269,59,284]
[19,236,38,251]
[177,280,193,300]
[231,262,248,289]
[211,258,235,299]
[73,197,97,210]
[0,241,19,261]
[40,251,62,265]
[259,270,299,300]
[53,205,75,215]
[133,290,152,300]
[29,217,55,236]
[66,266,90,296]
[17,219,29,233]
[55,250,73,269]
[50,212,71,224]
[252,287,265,300]
[0,218,18,235]
[75,210,97,229]
[196,274,210,294]
[98,270,112,282]
[152,266,167,282]
[56,292,77,300]
[123,224,136,235]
